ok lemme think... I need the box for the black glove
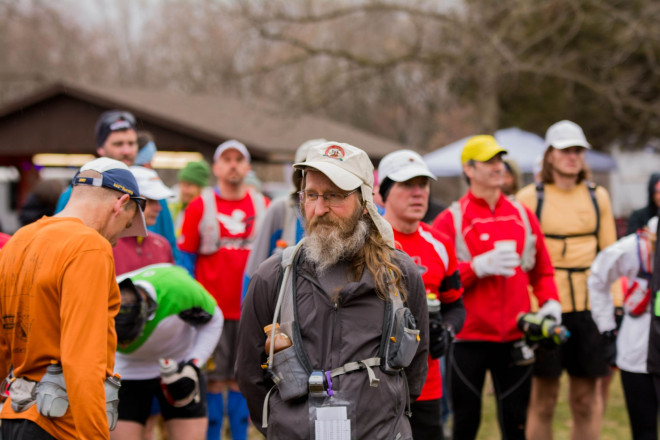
[161,359,201,407]
[601,331,617,367]
[614,307,624,331]
[429,314,452,359]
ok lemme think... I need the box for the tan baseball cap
[294,141,394,246]
[294,142,374,191]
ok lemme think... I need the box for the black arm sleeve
[440,297,465,334]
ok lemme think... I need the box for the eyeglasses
[131,196,147,212]
[298,189,359,207]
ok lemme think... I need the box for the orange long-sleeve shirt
[0,216,120,439]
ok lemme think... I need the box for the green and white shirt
[116,264,223,380]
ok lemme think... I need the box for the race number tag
[315,406,350,440]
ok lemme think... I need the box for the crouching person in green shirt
[111,263,224,440]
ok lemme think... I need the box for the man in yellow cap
[432,135,560,440]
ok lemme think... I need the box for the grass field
[241,370,634,439]
[474,371,631,440]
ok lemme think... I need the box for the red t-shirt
[178,190,268,320]
[393,223,462,401]
[0,233,10,249]
[113,233,174,275]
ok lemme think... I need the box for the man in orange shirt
[0,157,147,439]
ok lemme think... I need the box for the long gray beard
[305,218,369,275]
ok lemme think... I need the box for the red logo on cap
[323,145,345,161]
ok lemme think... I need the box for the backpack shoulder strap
[275,240,306,325]
[636,230,653,279]
[198,187,220,255]
[281,199,297,246]
[585,181,600,239]
[380,270,403,364]
[449,201,471,262]
[510,199,536,272]
[248,188,267,241]
[535,181,545,221]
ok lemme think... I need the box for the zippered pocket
[387,308,420,370]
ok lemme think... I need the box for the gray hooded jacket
[236,247,429,440]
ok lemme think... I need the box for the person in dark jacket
[626,173,660,235]
[236,141,429,440]
[19,179,65,226]
[648,209,660,418]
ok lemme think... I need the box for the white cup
[494,240,517,253]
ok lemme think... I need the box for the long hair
[540,147,589,184]
[350,211,408,302]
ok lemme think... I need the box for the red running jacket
[433,191,558,342]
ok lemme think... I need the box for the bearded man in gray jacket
[236,141,429,440]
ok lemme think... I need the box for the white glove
[472,247,520,278]
[538,299,562,324]
[159,360,201,408]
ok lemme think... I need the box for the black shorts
[207,319,239,382]
[118,375,207,424]
[1,419,56,439]
[532,311,610,378]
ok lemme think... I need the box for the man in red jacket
[379,150,465,439]
[432,135,560,440]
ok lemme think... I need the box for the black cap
[95,110,137,147]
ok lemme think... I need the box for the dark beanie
[178,161,211,187]
[379,177,395,203]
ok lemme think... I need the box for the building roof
[0,80,405,162]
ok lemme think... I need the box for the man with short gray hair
[0,157,146,439]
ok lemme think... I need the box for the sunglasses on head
[101,111,136,126]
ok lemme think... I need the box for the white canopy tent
[423,127,617,177]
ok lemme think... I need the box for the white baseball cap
[129,166,174,201]
[213,139,251,163]
[378,150,436,184]
[545,120,591,149]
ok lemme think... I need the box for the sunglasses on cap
[100,111,136,126]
